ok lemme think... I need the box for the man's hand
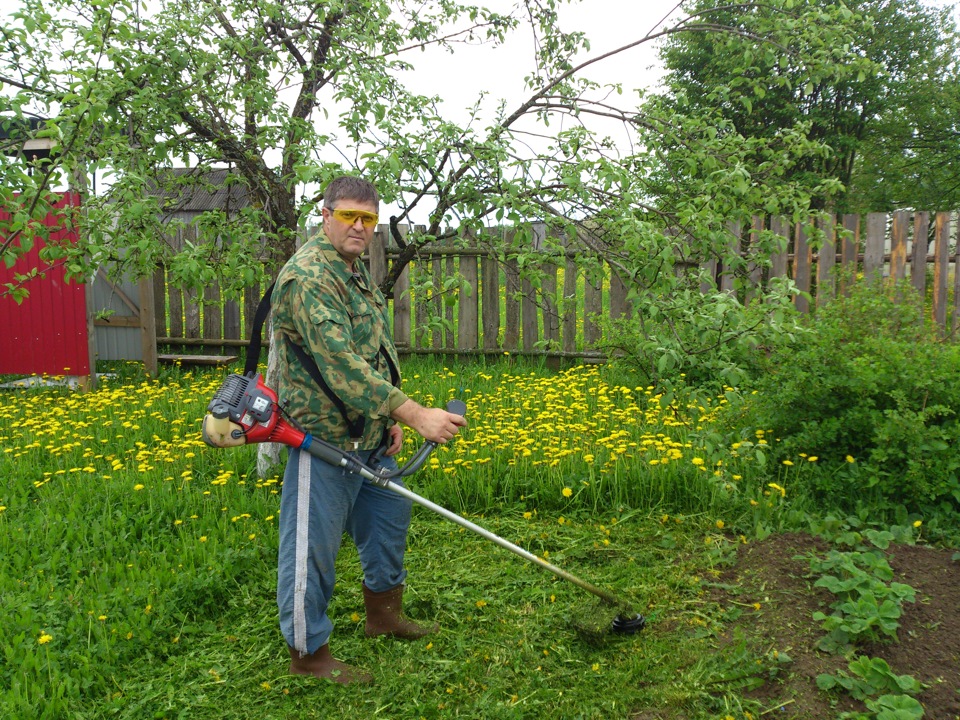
[384,424,404,457]
[391,399,467,444]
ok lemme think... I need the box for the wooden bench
[157,354,239,367]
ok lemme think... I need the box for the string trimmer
[202,372,645,637]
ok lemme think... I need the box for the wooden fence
[153,210,960,357]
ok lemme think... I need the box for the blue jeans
[277,447,412,655]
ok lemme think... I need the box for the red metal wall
[0,194,90,376]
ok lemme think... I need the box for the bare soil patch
[714,533,960,719]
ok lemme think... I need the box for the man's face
[321,198,379,266]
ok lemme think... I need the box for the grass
[0,356,819,719]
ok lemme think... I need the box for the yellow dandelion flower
[767,483,786,497]
[807,456,818,462]
[261,682,271,691]
[846,455,856,463]
[782,460,794,466]
[913,520,922,528]
[476,599,487,608]
[133,484,145,491]
[38,633,53,645]
[199,536,208,543]
[691,457,705,466]
[753,602,761,610]
[715,520,725,530]
[350,612,361,623]
[562,487,572,498]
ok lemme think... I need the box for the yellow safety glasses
[330,208,379,228]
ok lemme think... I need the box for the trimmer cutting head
[571,601,646,643]
[612,612,646,634]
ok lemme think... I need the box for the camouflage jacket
[271,234,408,448]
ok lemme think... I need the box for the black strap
[244,282,398,441]
[244,281,276,377]
[286,340,366,440]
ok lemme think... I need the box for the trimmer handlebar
[201,372,466,483]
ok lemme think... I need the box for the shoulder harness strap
[245,282,399,444]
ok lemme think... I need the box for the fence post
[369,226,388,285]
[911,212,930,300]
[769,216,789,281]
[932,212,951,332]
[744,216,764,305]
[840,214,860,296]
[562,245,578,354]
[863,213,886,283]
[890,211,909,281]
[793,220,812,313]
[720,221,740,294]
[458,232,479,352]
[503,231,520,351]
[816,214,837,309]
[481,237,500,351]
[952,215,960,335]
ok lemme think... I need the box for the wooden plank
[932,212,950,331]
[521,274,538,353]
[223,298,240,340]
[609,266,627,320]
[769,216,789,280]
[816,214,836,309]
[911,211,929,298]
[369,227,388,285]
[393,261,411,349]
[700,257,717,294]
[153,265,167,337]
[840,214,860,296]
[720,221,741,294]
[584,270,602,348]
[203,281,222,340]
[184,286,200,338]
[445,254,455,350]
[431,256,443,350]
[414,266,429,350]
[953,215,960,335]
[503,255,520,351]
[481,253,500,351]
[243,282,261,341]
[890,210,909,281]
[863,213,886,282]
[138,275,158,377]
[562,255,578,353]
[389,224,412,348]
[458,251,479,351]
[158,353,238,366]
[542,261,559,349]
[744,216,763,305]
[793,221,812,313]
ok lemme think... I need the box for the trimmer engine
[201,373,308,449]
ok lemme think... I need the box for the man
[271,175,467,684]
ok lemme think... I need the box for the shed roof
[148,168,252,214]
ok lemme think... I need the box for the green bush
[746,280,960,513]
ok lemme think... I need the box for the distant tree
[658,0,960,211]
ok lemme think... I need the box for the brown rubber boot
[363,583,438,639]
[287,644,372,685]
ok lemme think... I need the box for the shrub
[745,280,960,513]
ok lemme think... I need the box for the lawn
[1,356,954,719]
